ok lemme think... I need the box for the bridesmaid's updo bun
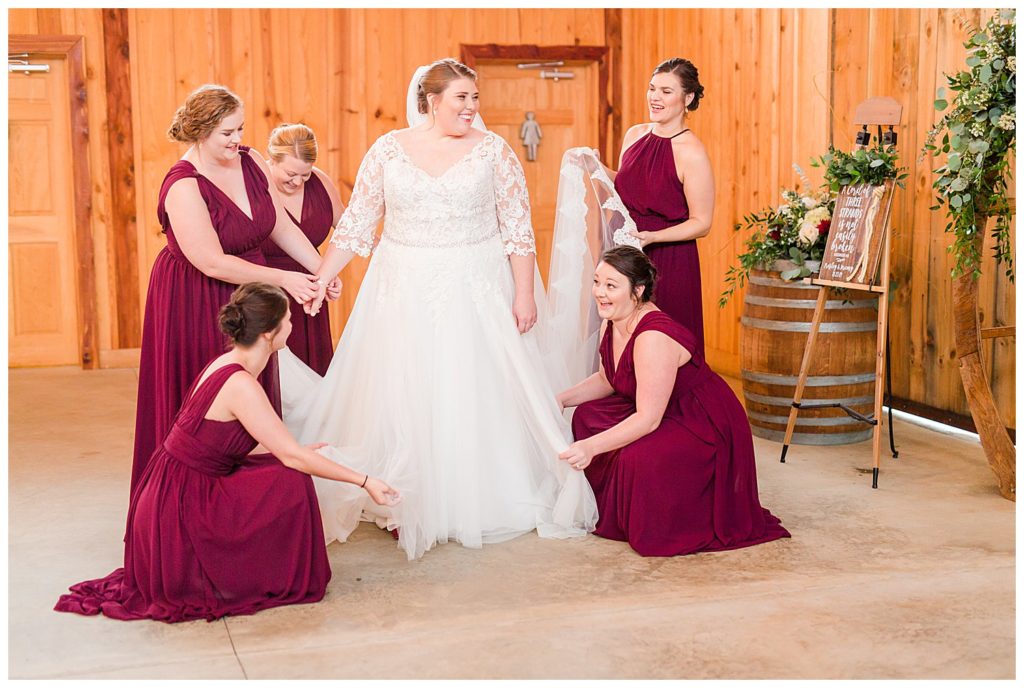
[653,58,704,111]
[219,283,289,347]
[417,58,477,115]
[167,84,243,143]
[601,246,658,304]
[268,123,318,164]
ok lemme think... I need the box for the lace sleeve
[493,136,536,257]
[329,136,388,256]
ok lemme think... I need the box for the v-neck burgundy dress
[132,147,283,496]
[56,363,330,623]
[571,311,790,556]
[260,172,335,376]
[614,130,705,353]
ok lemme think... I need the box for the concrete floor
[8,366,1015,679]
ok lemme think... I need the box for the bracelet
[360,474,368,488]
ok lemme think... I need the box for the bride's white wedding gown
[280,130,598,560]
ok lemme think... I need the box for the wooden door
[8,57,81,366]
[476,61,600,285]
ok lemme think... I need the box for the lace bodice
[330,131,536,256]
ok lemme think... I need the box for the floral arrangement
[923,8,1016,281]
[719,187,834,306]
[720,142,908,307]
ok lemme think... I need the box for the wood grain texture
[102,8,142,348]
[8,7,1013,434]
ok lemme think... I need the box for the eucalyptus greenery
[811,142,909,192]
[923,8,1016,281]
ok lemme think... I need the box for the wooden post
[953,231,1016,501]
[870,230,894,488]
[779,287,829,463]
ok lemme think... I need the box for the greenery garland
[923,8,1016,281]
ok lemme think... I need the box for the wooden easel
[779,97,902,489]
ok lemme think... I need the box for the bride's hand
[306,442,328,451]
[325,277,342,301]
[304,281,328,316]
[512,292,537,334]
[558,441,593,471]
[363,476,401,506]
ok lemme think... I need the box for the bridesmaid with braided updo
[261,123,344,375]
[131,85,331,497]
[611,58,715,354]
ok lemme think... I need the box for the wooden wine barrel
[740,269,877,445]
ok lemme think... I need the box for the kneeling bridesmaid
[557,247,789,556]
[55,283,399,623]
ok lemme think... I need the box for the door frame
[9,35,99,369]
[460,44,613,162]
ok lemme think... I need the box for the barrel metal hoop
[751,426,874,445]
[743,391,875,407]
[743,295,877,310]
[741,316,877,333]
[748,275,820,290]
[741,370,877,386]
[745,410,871,427]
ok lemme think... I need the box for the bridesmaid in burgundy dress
[261,123,344,375]
[56,284,399,623]
[611,58,714,353]
[557,247,789,556]
[132,85,337,496]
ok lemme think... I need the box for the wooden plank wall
[125,8,605,345]
[622,8,1013,429]
[7,8,1014,428]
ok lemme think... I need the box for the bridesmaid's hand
[326,277,342,301]
[512,292,538,334]
[306,442,328,451]
[559,441,594,471]
[628,230,657,248]
[281,271,320,305]
[363,476,401,506]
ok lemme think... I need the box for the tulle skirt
[281,233,597,560]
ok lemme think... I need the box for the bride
[282,58,598,560]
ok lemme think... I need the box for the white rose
[797,219,820,246]
[801,196,818,209]
[797,207,831,246]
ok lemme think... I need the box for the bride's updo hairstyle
[653,58,704,111]
[168,84,242,143]
[219,283,289,347]
[417,58,477,114]
[601,246,658,304]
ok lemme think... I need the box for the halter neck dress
[614,129,705,352]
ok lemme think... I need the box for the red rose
[817,219,831,235]
[768,229,781,241]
